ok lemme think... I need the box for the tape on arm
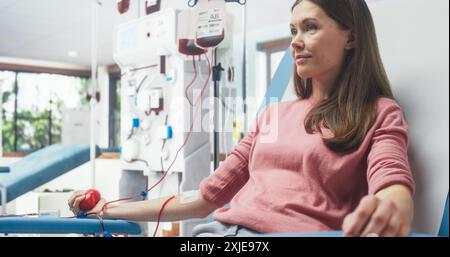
[179,190,199,204]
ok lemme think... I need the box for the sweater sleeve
[199,106,268,207]
[367,102,416,195]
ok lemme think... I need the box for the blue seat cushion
[0,144,100,204]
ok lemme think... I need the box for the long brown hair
[291,0,394,153]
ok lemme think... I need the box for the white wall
[368,0,449,235]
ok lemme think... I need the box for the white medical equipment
[182,0,236,169]
[114,8,214,236]
[61,108,92,145]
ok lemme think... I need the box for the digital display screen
[118,25,138,52]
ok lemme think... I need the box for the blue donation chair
[0,144,141,236]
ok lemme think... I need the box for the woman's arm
[69,190,219,222]
[104,191,219,221]
[343,102,415,236]
[342,184,413,237]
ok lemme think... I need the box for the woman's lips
[296,56,311,65]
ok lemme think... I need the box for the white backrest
[368,0,449,235]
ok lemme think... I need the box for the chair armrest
[0,167,10,173]
[0,217,142,235]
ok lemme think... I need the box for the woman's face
[290,1,352,80]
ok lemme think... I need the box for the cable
[126,126,135,140]
[153,195,176,237]
[135,73,154,95]
[146,53,212,236]
[146,52,211,194]
[126,158,150,169]
[161,114,169,151]
[121,64,158,77]
[1,53,214,237]
[95,52,212,237]
[222,84,235,158]
[130,64,158,72]
[184,56,198,106]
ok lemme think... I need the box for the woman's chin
[296,68,314,78]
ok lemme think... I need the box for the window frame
[256,37,291,87]
[1,63,90,155]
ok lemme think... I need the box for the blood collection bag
[194,0,226,48]
[117,0,130,14]
[177,10,207,56]
[179,38,207,55]
[196,31,224,49]
[145,0,161,15]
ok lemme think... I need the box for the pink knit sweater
[199,97,415,233]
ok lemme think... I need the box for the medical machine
[114,7,230,236]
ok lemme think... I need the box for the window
[1,71,16,152]
[255,38,291,104]
[108,75,121,148]
[1,70,89,153]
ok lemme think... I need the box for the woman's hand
[68,190,106,216]
[342,185,413,237]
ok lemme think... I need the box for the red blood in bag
[79,189,101,212]
[117,0,130,14]
[178,39,207,56]
[145,0,161,15]
[195,31,225,49]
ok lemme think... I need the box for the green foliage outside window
[1,73,89,152]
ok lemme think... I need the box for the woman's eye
[290,28,298,36]
[305,23,318,31]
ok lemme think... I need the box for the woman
[69,0,415,237]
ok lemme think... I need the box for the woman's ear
[345,31,356,50]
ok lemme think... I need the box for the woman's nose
[291,36,305,51]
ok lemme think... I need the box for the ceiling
[0,0,292,67]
